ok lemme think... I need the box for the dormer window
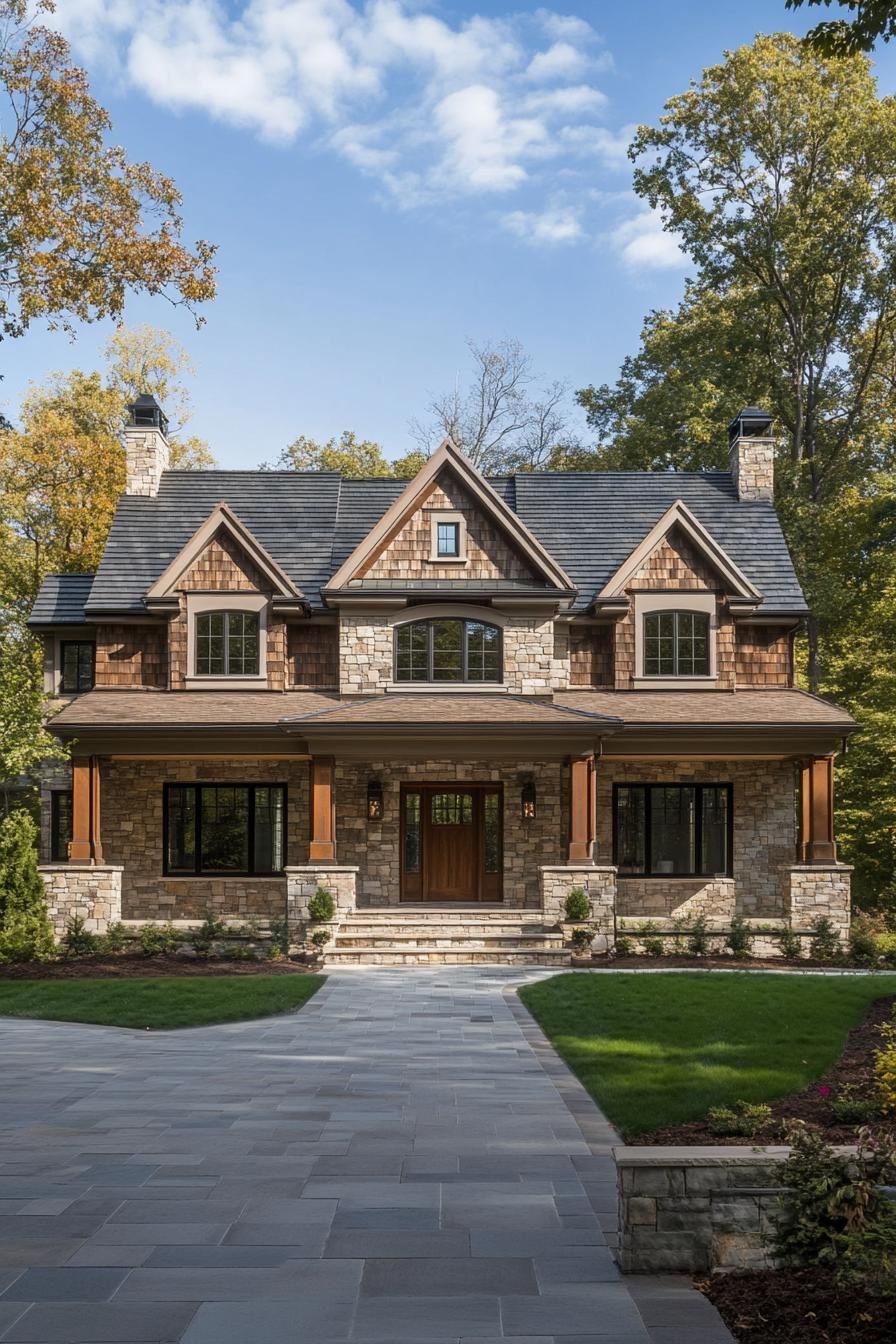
[437,521,460,557]
[395,618,501,683]
[196,611,259,676]
[429,512,466,562]
[644,611,710,677]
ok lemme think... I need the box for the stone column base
[284,865,359,943]
[540,865,617,939]
[39,865,123,940]
[787,863,852,942]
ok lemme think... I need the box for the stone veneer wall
[334,759,566,908]
[124,427,169,496]
[616,1147,787,1274]
[285,865,358,942]
[540,865,617,933]
[789,864,852,939]
[40,865,123,938]
[596,759,796,920]
[101,759,310,919]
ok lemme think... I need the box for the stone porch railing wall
[540,865,617,937]
[39,864,123,939]
[788,863,852,941]
[285,865,358,945]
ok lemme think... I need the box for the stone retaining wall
[540,865,617,936]
[788,864,852,941]
[40,865,123,938]
[285,865,358,942]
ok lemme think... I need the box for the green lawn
[519,972,896,1137]
[0,974,325,1030]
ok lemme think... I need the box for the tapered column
[568,755,593,863]
[309,755,337,861]
[69,756,103,863]
[799,755,837,864]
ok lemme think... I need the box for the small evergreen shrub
[809,916,841,962]
[62,914,98,957]
[848,916,879,965]
[706,1099,772,1137]
[725,915,754,960]
[642,934,665,957]
[570,926,594,952]
[268,915,290,959]
[686,916,710,958]
[613,935,634,957]
[829,1084,881,1126]
[310,927,331,949]
[138,922,179,956]
[98,921,128,955]
[777,926,803,960]
[192,910,227,957]
[0,810,54,963]
[308,887,336,922]
[563,888,591,922]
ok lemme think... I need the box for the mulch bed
[700,1268,895,1344]
[0,954,316,980]
[631,995,895,1146]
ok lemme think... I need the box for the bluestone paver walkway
[0,966,733,1342]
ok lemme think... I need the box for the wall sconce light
[521,778,536,822]
[367,778,384,823]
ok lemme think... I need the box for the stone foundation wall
[597,760,796,919]
[616,1147,787,1274]
[40,865,123,938]
[540,865,617,934]
[285,865,358,935]
[101,759,310,920]
[788,864,852,940]
[335,759,566,907]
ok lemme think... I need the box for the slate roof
[37,466,806,620]
[29,574,95,625]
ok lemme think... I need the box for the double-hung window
[613,783,732,877]
[164,783,286,875]
[195,612,259,676]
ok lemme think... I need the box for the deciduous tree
[265,431,426,478]
[787,0,896,54]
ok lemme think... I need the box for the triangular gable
[596,501,761,606]
[325,439,575,595]
[146,502,303,600]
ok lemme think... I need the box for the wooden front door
[400,784,503,902]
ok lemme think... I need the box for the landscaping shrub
[706,1099,772,1137]
[874,931,896,966]
[686,916,710,957]
[563,888,591,922]
[570,926,593,953]
[613,935,634,957]
[98,921,128,954]
[310,927,331,949]
[725,914,753,959]
[777,926,803,960]
[62,915,98,957]
[809,916,841,962]
[848,915,879,965]
[874,1018,896,1117]
[192,910,227,957]
[138,922,180,956]
[829,1083,881,1126]
[0,810,54,963]
[268,915,290,959]
[308,887,335,922]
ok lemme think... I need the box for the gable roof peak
[145,499,304,603]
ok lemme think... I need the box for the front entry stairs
[324,905,570,965]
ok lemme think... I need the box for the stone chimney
[728,407,774,501]
[124,394,170,496]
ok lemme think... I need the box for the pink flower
[818,1085,831,1097]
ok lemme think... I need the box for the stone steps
[335,933,564,949]
[326,905,567,965]
[325,946,570,966]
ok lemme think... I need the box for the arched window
[394,618,502,683]
[195,611,260,676]
[643,611,710,677]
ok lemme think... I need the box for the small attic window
[429,512,466,562]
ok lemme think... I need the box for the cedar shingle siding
[288,624,339,688]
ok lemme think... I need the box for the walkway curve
[0,966,733,1342]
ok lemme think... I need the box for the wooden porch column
[568,755,593,863]
[799,755,837,864]
[68,756,103,863]
[308,755,337,861]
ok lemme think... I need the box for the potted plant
[308,927,331,961]
[559,888,593,943]
[569,925,595,964]
[305,886,338,958]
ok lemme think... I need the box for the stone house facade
[29,399,856,960]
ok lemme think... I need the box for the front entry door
[401,785,502,902]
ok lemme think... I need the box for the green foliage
[308,887,336,922]
[0,809,54,962]
[138,921,179,957]
[268,915,290,959]
[787,0,896,56]
[771,1123,896,1272]
[686,916,710,957]
[570,926,594,952]
[875,1018,896,1116]
[97,921,127,955]
[563,888,591,922]
[778,926,804,960]
[0,620,68,774]
[809,916,842,962]
[829,1083,881,1126]
[310,927,331,949]
[706,1099,773,1137]
[263,431,423,479]
[192,910,227,958]
[61,914,98,957]
[725,915,754,960]
[849,915,879,965]
[874,931,896,965]
[613,935,634,958]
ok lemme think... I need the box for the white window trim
[427,511,467,563]
[185,592,268,689]
[633,591,718,689]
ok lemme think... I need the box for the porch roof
[555,688,856,728]
[280,694,622,731]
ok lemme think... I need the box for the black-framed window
[643,611,710,676]
[60,641,95,693]
[394,618,501,683]
[195,612,259,676]
[436,521,460,557]
[163,783,286,875]
[613,784,732,877]
[51,790,72,862]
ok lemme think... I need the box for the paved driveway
[0,967,732,1342]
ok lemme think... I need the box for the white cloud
[612,208,687,269]
[502,204,583,244]
[53,0,630,234]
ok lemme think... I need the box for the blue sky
[7,0,896,467]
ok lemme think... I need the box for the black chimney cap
[728,406,773,444]
[127,393,168,438]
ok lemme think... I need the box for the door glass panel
[483,792,500,873]
[431,792,474,824]
[650,785,695,874]
[404,791,421,872]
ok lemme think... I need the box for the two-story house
[29,397,856,961]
